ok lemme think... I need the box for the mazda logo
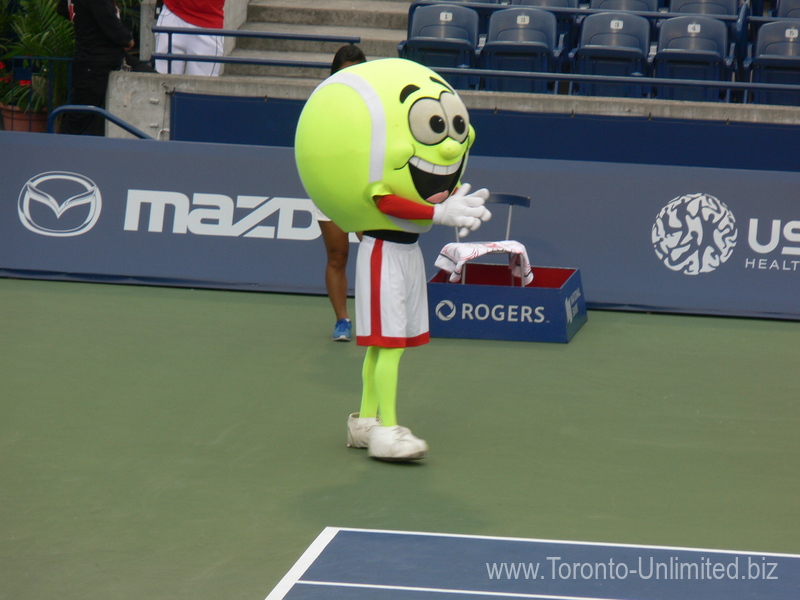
[18,171,102,237]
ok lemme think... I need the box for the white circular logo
[652,193,737,275]
[435,300,457,321]
[18,171,102,237]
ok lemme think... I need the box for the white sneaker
[346,413,380,448]
[368,425,428,461]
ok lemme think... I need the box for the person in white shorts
[347,186,490,462]
[155,0,225,76]
[295,59,491,462]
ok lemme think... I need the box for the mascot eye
[430,115,446,134]
[408,98,449,145]
[440,92,470,143]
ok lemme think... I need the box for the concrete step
[223,0,411,79]
[225,49,335,79]
[235,21,404,58]
[246,0,410,31]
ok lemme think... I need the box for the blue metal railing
[430,64,800,99]
[7,18,798,138]
[47,105,154,138]
[149,18,800,105]
[150,26,360,73]
[399,0,800,103]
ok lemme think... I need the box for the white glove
[432,184,492,238]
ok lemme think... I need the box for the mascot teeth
[409,156,462,176]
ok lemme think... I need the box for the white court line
[333,527,800,559]
[297,579,629,600]
[266,526,800,600]
[265,527,340,600]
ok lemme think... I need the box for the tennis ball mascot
[295,58,491,462]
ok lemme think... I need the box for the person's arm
[87,0,134,49]
[375,186,491,237]
[57,0,72,21]
[375,195,434,221]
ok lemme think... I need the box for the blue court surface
[266,528,800,600]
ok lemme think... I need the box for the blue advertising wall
[1,117,798,320]
[1,132,327,294]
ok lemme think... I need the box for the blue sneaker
[332,318,352,342]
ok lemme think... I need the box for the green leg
[359,346,380,419]
[360,346,404,427]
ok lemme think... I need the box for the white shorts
[155,7,223,76]
[312,203,331,222]
[355,235,430,348]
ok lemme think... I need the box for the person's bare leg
[320,220,350,320]
[320,220,352,340]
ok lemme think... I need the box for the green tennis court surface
[1,278,797,600]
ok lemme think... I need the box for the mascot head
[295,58,475,233]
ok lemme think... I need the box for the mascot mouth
[408,156,464,203]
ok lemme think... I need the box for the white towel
[434,241,534,285]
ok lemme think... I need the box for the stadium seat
[774,0,800,18]
[398,4,481,89]
[445,0,504,36]
[669,0,738,17]
[590,0,659,12]
[653,16,733,101]
[746,19,800,105]
[590,0,661,41]
[511,0,580,49]
[569,12,652,97]
[668,0,741,54]
[481,8,561,93]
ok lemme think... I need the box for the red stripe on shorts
[370,239,384,339]
[356,332,430,348]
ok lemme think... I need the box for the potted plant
[1,0,74,132]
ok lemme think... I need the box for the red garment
[164,0,225,29]
[376,195,434,221]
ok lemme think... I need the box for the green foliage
[0,0,14,56]
[5,0,74,58]
[117,0,142,44]
[1,0,74,112]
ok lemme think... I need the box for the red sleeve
[376,195,434,220]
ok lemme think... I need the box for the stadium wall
[1,109,798,319]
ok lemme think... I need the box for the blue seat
[590,0,661,40]
[669,0,738,16]
[446,0,504,36]
[512,0,577,5]
[775,0,800,18]
[747,19,800,105]
[653,16,733,101]
[668,0,741,56]
[481,8,561,92]
[569,12,651,97]
[511,0,580,49]
[590,0,659,11]
[398,4,481,89]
